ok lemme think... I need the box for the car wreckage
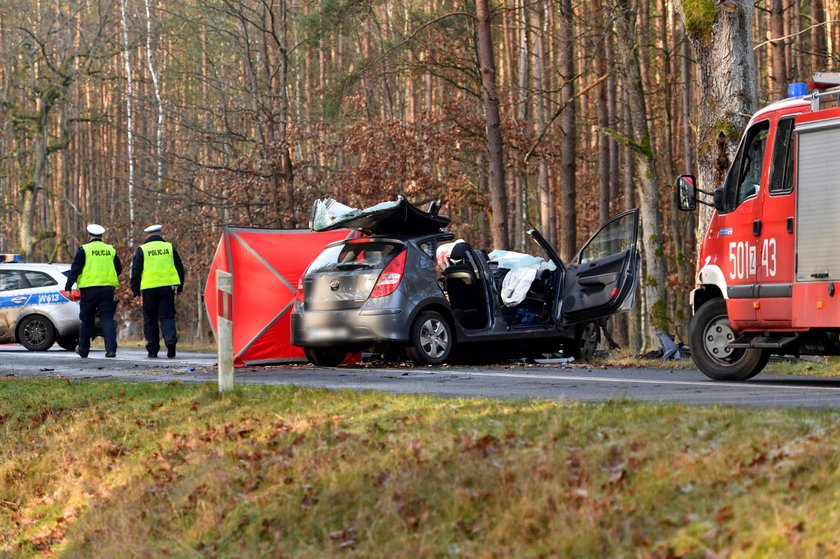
[291,196,641,366]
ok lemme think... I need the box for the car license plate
[308,326,349,340]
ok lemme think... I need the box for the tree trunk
[592,0,610,225]
[609,0,668,350]
[558,0,576,261]
[770,0,787,100]
[530,0,553,245]
[19,131,48,257]
[812,0,826,73]
[675,0,757,250]
[143,0,165,206]
[120,0,136,242]
[475,0,509,249]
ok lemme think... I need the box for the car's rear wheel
[407,310,452,365]
[304,347,348,367]
[19,315,56,351]
[569,321,599,362]
[57,335,78,352]
[689,297,769,381]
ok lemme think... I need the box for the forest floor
[1,380,838,557]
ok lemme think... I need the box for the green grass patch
[2,379,840,557]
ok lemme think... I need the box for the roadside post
[216,270,234,392]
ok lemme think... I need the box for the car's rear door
[556,209,640,324]
[19,269,64,309]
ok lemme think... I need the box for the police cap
[87,224,105,237]
[144,224,162,234]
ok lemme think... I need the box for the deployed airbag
[489,250,555,307]
[499,266,539,307]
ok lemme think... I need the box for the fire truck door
[756,116,796,324]
[716,120,770,327]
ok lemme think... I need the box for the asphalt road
[3,345,840,409]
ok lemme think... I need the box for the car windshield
[308,241,403,272]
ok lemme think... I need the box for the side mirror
[675,175,697,211]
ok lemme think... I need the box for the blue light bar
[0,254,22,263]
[787,82,808,98]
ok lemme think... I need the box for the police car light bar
[0,254,21,263]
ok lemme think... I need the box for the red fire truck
[676,73,840,380]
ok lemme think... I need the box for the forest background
[0,0,829,349]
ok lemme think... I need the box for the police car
[0,254,82,351]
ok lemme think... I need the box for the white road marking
[0,347,214,365]
[388,369,840,392]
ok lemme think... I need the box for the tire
[569,321,599,362]
[304,347,348,367]
[57,335,78,352]
[18,315,56,351]
[406,310,452,366]
[688,297,769,381]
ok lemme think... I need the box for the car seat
[444,243,487,329]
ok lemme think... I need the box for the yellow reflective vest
[78,241,119,288]
[140,240,181,290]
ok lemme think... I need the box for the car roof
[1,262,70,272]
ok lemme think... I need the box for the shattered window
[418,241,436,260]
[308,241,403,273]
[337,242,400,269]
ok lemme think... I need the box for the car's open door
[556,208,640,325]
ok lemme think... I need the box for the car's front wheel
[407,310,452,365]
[18,315,56,351]
[689,297,769,381]
[304,347,348,367]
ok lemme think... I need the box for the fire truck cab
[677,73,840,380]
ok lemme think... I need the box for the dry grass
[2,379,840,558]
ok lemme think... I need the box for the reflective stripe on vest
[78,241,119,288]
[140,240,181,290]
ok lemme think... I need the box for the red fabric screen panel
[204,228,350,366]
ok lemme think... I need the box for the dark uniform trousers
[79,286,117,356]
[143,285,177,355]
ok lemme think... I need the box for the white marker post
[216,270,234,392]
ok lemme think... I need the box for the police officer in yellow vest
[64,224,122,358]
[131,224,185,358]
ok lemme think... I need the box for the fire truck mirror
[675,175,697,211]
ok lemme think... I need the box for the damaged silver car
[291,196,640,366]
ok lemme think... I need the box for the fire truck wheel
[689,297,769,381]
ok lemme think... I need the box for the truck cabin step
[728,335,799,349]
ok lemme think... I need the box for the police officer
[131,224,185,358]
[64,224,122,358]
